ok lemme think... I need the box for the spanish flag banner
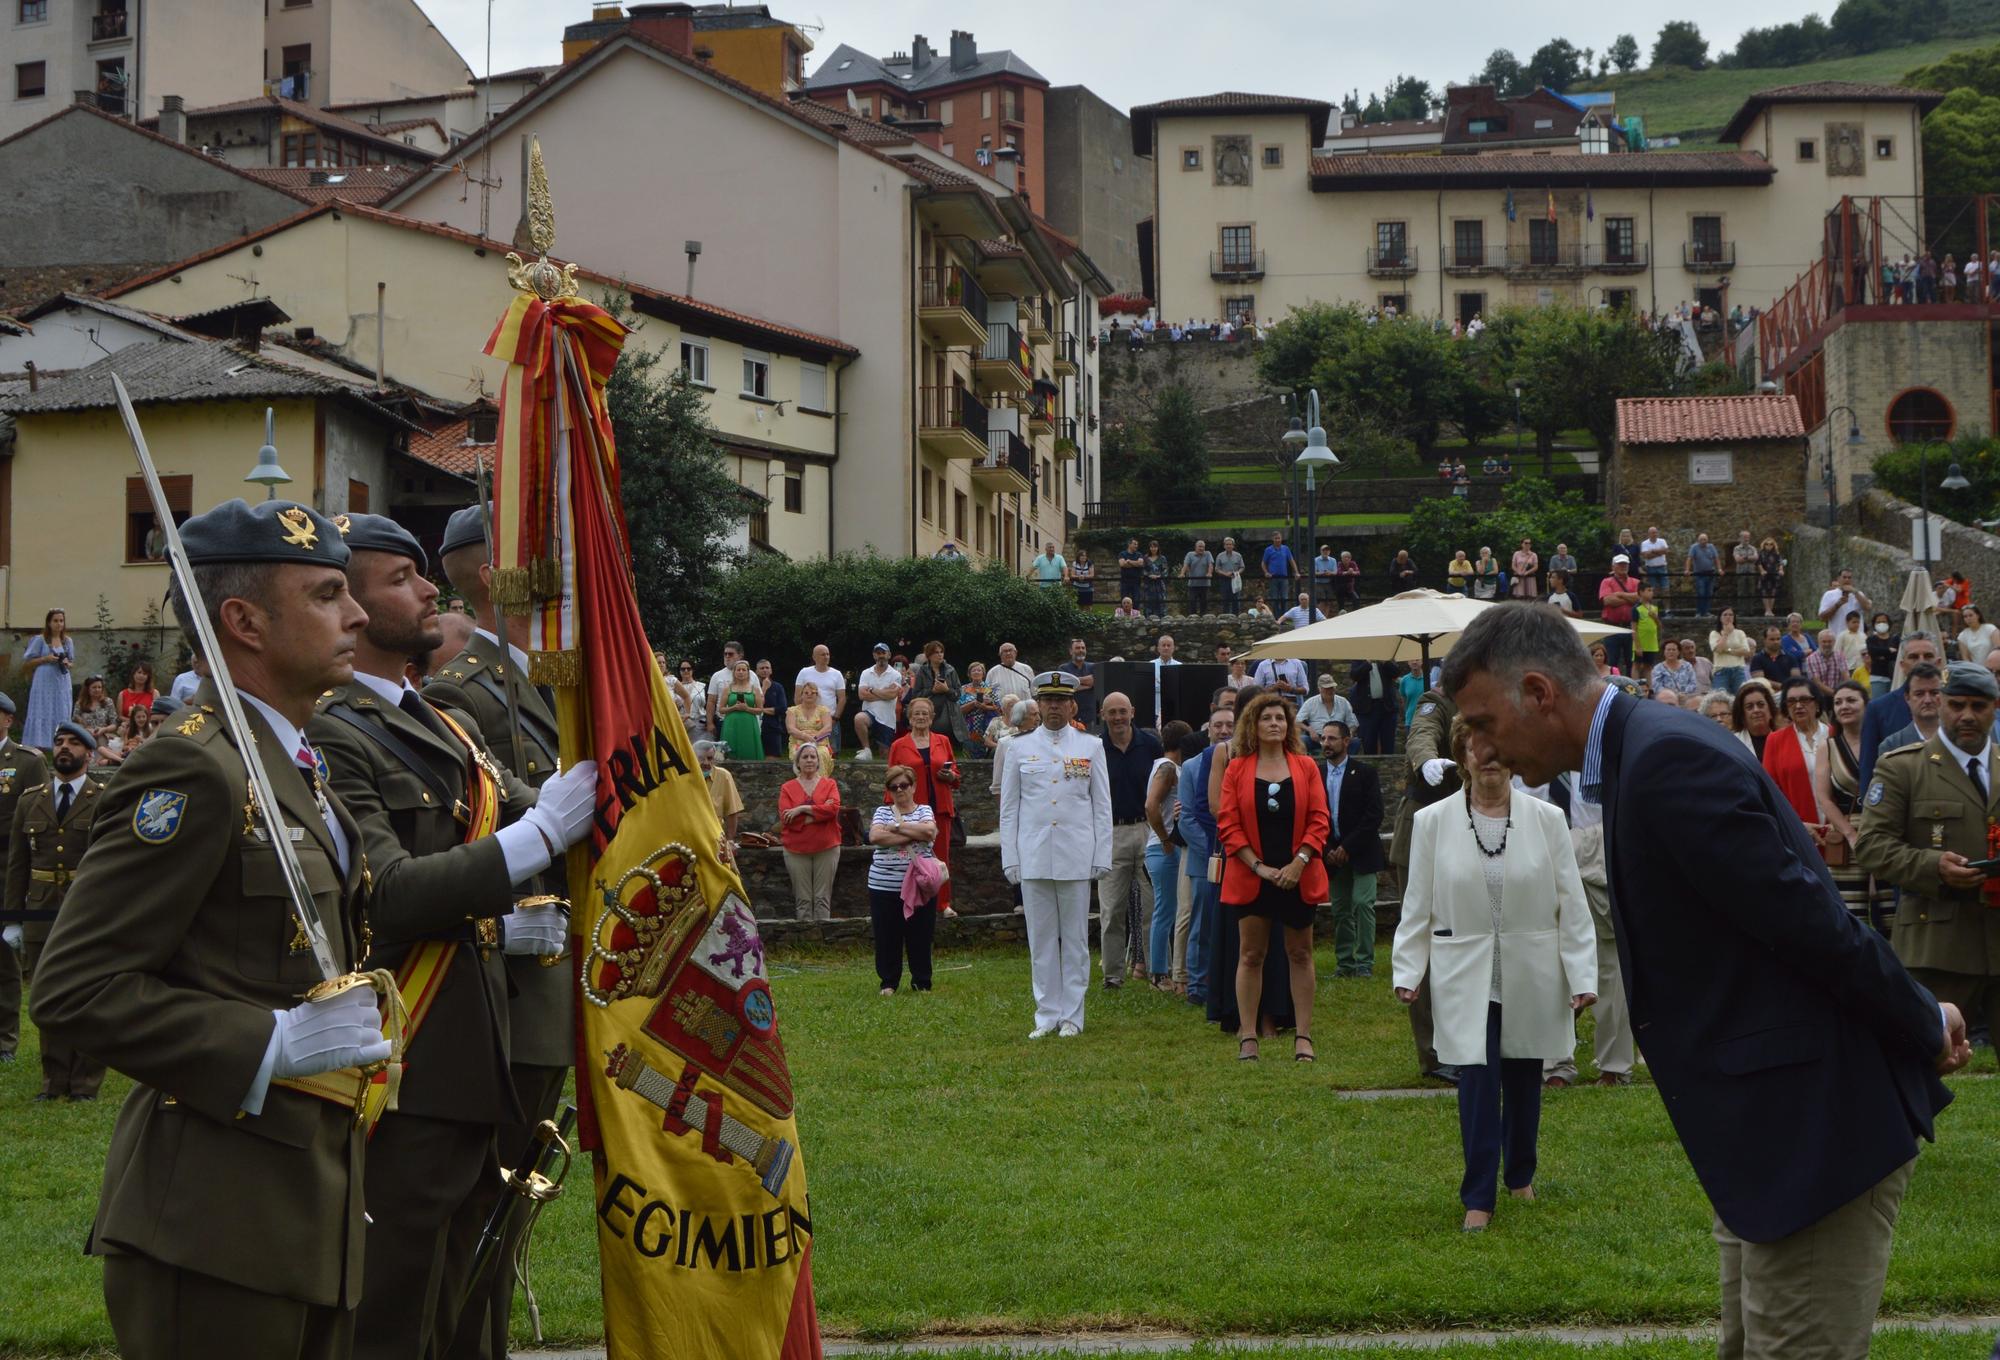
[484,282,822,1357]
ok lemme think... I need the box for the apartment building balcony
[1052,333,1078,377]
[1054,416,1079,458]
[89,9,129,42]
[1503,243,1587,274]
[918,385,989,460]
[1023,297,1052,345]
[1588,242,1651,273]
[1366,247,1418,278]
[972,429,1033,494]
[1684,242,1736,273]
[973,321,1032,395]
[918,265,989,349]
[1442,250,1503,276]
[1026,382,1057,437]
[1209,250,1266,281]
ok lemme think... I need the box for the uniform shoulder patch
[1418,703,1437,716]
[133,788,188,844]
[1866,780,1886,806]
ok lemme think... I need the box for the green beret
[440,504,491,558]
[179,498,350,568]
[339,512,428,574]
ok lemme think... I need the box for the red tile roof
[785,98,915,146]
[1616,396,1805,446]
[1309,149,1774,190]
[407,416,489,475]
[1129,92,1334,155]
[1719,81,1947,144]
[238,165,415,204]
[148,95,437,162]
[102,202,859,357]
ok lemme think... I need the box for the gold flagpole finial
[507,135,580,302]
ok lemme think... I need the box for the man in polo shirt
[1278,592,1325,632]
[1066,638,1099,728]
[1030,543,1068,588]
[1297,674,1356,754]
[1180,539,1215,615]
[1214,537,1246,613]
[1261,531,1297,609]
[1598,556,1639,673]
[987,642,1037,715]
[853,643,903,760]
[1095,692,1163,989]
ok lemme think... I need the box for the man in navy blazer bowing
[1441,603,1970,1360]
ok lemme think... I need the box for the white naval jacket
[999,722,1114,883]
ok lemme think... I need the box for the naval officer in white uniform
[1000,670,1113,1037]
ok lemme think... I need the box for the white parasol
[1232,589,1629,668]
[1898,567,1945,640]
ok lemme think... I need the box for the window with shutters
[127,475,191,564]
[799,360,828,413]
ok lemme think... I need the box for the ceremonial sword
[110,374,350,987]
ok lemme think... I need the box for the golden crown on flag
[506,136,581,304]
[582,844,708,1008]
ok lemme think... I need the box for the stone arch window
[1886,388,1955,445]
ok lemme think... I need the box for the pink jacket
[901,853,947,917]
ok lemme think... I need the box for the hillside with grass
[1570,34,1996,143]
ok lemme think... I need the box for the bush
[1871,434,2000,525]
[705,554,1088,675]
[1405,477,1612,576]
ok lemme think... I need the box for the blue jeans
[1457,1002,1543,1213]
[1183,869,1214,997]
[1267,576,1292,607]
[1144,841,1180,977]
[1713,665,1747,695]
[1870,675,1890,699]
[1645,567,1668,599]
[1694,573,1716,616]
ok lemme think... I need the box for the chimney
[626,2,695,57]
[911,35,933,72]
[24,360,37,393]
[949,30,976,71]
[684,240,701,297]
[988,144,1018,191]
[159,94,187,144]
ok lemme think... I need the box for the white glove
[521,760,599,853]
[502,901,568,957]
[1003,866,1022,886]
[268,988,391,1081]
[2,924,20,951]
[1422,758,1455,787]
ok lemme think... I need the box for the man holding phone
[1858,660,2000,1052]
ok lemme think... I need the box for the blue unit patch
[133,789,187,844]
[1866,781,1886,807]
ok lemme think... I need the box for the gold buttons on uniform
[421,791,432,804]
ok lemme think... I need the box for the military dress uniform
[29,499,374,1360]
[307,514,543,1360]
[1390,688,1460,1080]
[999,672,1113,1037]
[1856,722,2000,1043]
[426,502,570,1360]
[0,700,50,1061]
[7,729,107,1099]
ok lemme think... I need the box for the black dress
[1241,777,1315,930]
[1205,765,1299,1034]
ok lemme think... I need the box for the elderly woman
[1731,681,1778,761]
[1697,690,1736,728]
[1217,692,1331,1062]
[778,742,842,921]
[906,641,968,745]
[1780,613,1813,666]
[868,764,940,994]
[1649,639,1699,697]
[1393,719,1596,1232]
[1472,547,1502,601]
[960,660,1002,748]
[785,676,834,761]
[887,694,960,914]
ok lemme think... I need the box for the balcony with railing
[918,385,989,460]
[973,428,1033,494]
[973,321,1031,394]
[1503,242,1587,273]
[1026,382,1057,437]
[1022,296,1052,344]
[1366,246,1418,278]
[1054,416,1079,459]
[1443,245,1500,275]
[918,264,988,348]
[1588,241,1650,273]
[1684,241,1735,272]
[1052,332,1078,376]
[1209,250,1266,281]
[90,8,129,41]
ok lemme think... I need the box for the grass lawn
[4,948,1997,1354]
[883,1337,1994,1359]
[1151,514,1410,532]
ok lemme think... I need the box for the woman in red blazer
[886,694,960,913]
[1218,691,1330,1063]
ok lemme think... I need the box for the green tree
[1476,48,1527,95]
[609,336,747,654]
[1609,33,1641,71]
[1502,304,1688,463]
[1651,20,1709,69]
[1906,43,2000,98]
[1379,74,1438,121]
[1314,318,1472,458]
[1256,302,1367,395]
[1916,87,2000,203]
[1871,434,2000,525]
[1405,477,1610,580]
[1133,383,1216,518]
[1526,38,1585,90]
[708,554,1084,673]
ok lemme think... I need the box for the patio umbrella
[1232,588,1629,673]
[1898,567,1944,640]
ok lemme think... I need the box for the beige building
[383,27,1109,569]
[105,202,855,563]
[1,0,264,136]
[1136,82,1943,328]
[261,0,470,108]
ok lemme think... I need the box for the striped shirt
[868,804,936,891]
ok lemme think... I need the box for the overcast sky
[424,0,1819,113]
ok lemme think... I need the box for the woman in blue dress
[21,607,74,749]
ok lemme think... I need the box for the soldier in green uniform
[306,513,597,1360]
[8,721,107,1100]
[0,692,49,1064]
[1388,685,1459,1083]
[31,498,387,1360]
[1856,660,2000,1044]
[429,505,570,1360]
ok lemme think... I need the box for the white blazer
[1391,789,1597,1067]
[999,724,1114,882]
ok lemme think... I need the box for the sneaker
[1028,1025,1056,1039]
[853,750,871,762]
[1057,1022,1081,1038]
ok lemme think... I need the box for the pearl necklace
[1466,790,1511,858]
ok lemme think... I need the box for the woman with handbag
[887,695,962,915]
[868,766,939,993]
[1813,680,1882,926]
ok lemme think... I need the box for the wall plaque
[1689,450,1734,484]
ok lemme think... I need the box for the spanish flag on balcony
[485,138,822,1360]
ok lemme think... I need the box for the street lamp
[1822,404,1863,530]
[1511,381,1524,473]
[243,406,292,500]
[1916,442,1971,574]
[1284,389,1339,613]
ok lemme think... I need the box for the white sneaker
[1057,1021,1081,1038]
[853,750,871,761]
[1028,1025,1056,1039]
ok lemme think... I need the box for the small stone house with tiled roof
[1607,396,1808,547]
